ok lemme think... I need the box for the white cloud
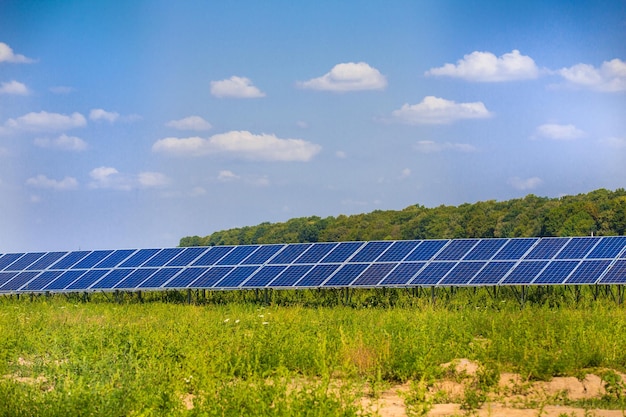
[89,109,119,123]
[414,140,476,153]
[89,166,169,190]
[5,111,86,132]
[26,174,79,191]
[166,116,212,131]
[190,187,207,197]
[391,96,492,125]
[153,130,321,162]
[426,50,539,82]
[509,176,543,191]
[34,134,88,151]
[0,80,29,95]
[532,123,585,140]
[0,42,34,63]
[217,170,240,181]
[335,151,347,159]
[138,171,170,188]
[298,62,387,92]
[399,168,411,179]
[558,59,626,92]
[210,76,265,98]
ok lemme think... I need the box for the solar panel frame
[320,242,365,263]
[438,261,486,286]
[376,240,421,262]
[501,261,549,285]
[267,264,314,287]
[492,238,538,260]
[0,253,27,270]
[348,241,393,263]
[72,250,115,269]
[26,252,69,270]
[50,251,91,269]
[556,237,599,259]
[598,260,626,284]
[404,240,448,261]
[587,236,626,259]
[378,262,426,286]
[269,243,314,264]
[532,260,580,284]
[434,239,480,261]
[166,247,210,267]
[463,239,508,260]
[322,263,369,286]
[410,262,456,286]
[5,252,45,271]
[564,260,611,284]
[350,263,397,286]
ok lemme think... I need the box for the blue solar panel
[587,236,626,259]
[166,247,209,266]
[379,262,425,285]
[5,253,45,271]
[72,250,114,269]
[119,249,160,268]
[215,266,259,287]
[114,268,158,289]
[493,239,537,260]
[138,268,183,288]
[533,260,579,284]
[1,271,39,290]
[435,239,479,260]
[192,246,234,266]
[90,269,134,289]
[351,263,397,286]
[216,246,259,266]
[0,271,18,287]
[557,237,598,259]
[598,260,626,284]
[268,264,314,287]
[66,269,109,290]
[323,263,369,286]
[50,251,91,269]
[525,238,569,260]
[242,265,288,287]
[26,252,68,270]
[241,245,285,265]
[164,267,211,288]
[22,270,63,291]
[377,240,421,262]
[439,261,486,285]
[0,253,26,270]
[463,239,507,260]
[293,243,335,263]
[143,248,185,267]
[296,264,340,287]
[565,260,612,284]
[44,270,86,290]
[187,267,232,288]
[94,249,136,268]
[405,240,447,261]
[268,243,313,264]
[469,261,516,285]
[501,261,549,284]
[349,241,393,262]
[410,262,456,285]
[321,242,364,263]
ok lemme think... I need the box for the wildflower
[235,319,240,324]
[224,318,230,323]
[262,322,269,325]
[258,314,264,318]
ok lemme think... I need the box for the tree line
[180,188,626,247]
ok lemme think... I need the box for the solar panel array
[0,236,625,294]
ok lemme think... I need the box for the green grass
[1,290,625,415]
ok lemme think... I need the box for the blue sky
[1,0,625,252]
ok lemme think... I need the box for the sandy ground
[362,359,626,417]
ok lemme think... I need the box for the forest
[180,188,626,247]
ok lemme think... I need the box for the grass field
[1,289,625,416]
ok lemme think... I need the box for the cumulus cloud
[414,140,476,153]
[26,175,78,191]
[34,134,88,151]
[425,50,539,82]
[509,176,543,191]
[138,171,170,188]
[390,96,492,125]
[557,59,626,92]
[0,80,29,95]
[532,123,585,140]
[0,42,34,63]
[153,130,321,162]
[298,62,387,92]
[210,76,265,98]
[4,111,87,132]
[89,109,119,123]
[217,170,240,181]
[166,116,212,131]
[89,166,169,190]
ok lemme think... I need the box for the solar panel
[2,236,625,294]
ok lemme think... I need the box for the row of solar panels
[0,236,625,294]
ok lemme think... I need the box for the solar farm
[1,236,625,296]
